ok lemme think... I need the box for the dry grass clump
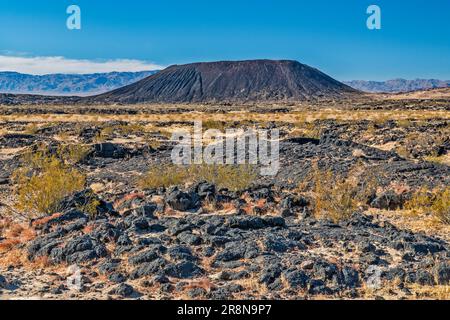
[310,164,379,223]
[139,163,257,191]
[144,137,163,150]
[54,131,72,142]
[13,151,86,216]
[94,123,146,142]
[312,169,359,222]
[405,187,450,225]
[139,164,190,189]
[395,131,447,160]
[425,155,450,166]
[0,220,36,253]
[396,119,413,128]
[372,116,390,127]
[409,285,450,300]
[202,120,228,132]
[57,144,92,165]
[291,121,322,139]
[75,190,102,219]
[21,143,91,166]
[188,164,257,191]
[23,123,40,134]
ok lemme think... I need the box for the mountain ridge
[344,79,450,93]
[0,70,158,96]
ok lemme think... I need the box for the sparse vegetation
[0,221,36,253]
[145,138,162,150]
[310,164,379,223]
[292,121,322,139]
[139,163,257,191]
[188,164,257,191]
[13,152,86,216]
[57,144,92,165]
[94,123,146,142]
[24,123,40,134]
[396,119,413,128]
[406,187,450,224]
[139,164,188,189]
[396,131,447,160]
[202,120,228,132]
[425,155,450,166]
[312,168,359,222]
[76,190,102,219]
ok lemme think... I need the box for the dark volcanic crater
[91,60,358,104]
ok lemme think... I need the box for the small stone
[110,283,134,297]
[167,189,200,211]
[0,275,7,289]
[284,270,309,289]
[133,218,149,231]
[300,260,315,270]
[165,261,204,279]
[188,287,207,298]
[109,273,127,284]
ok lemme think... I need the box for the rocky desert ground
[0,92,449,300]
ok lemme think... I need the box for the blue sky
[0,0,449,80]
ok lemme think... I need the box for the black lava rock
[110,283,134,297]
[165,261,204,279]
[167,189,200,211]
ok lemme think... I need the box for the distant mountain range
[344,79,450,93]
[0,71,158,96]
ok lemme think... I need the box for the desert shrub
[292,121,322,139]
[365,122,377,136]
[24,123,40,134]
[202,120,227,132]
[55,130,74,142]
[145,138,162,150]
[20,146,55,169]
[139,164,257,191]
[310,164,380,223]
[21,143,91,167]
[313,169,359,222]
[372,116,390,127]
[405,187,434,210]
[396,132,447,160]
[188,164,257,191]
[75,190,102,219]
[431,188,450,224]
[405,187,450,224]
[424,155,450,166]
[95,123,145,142]
[57,144,92,165]
[139,164,189,189]
[396,119,413,128]
[14,154,86,216]
[395,145,411,159]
